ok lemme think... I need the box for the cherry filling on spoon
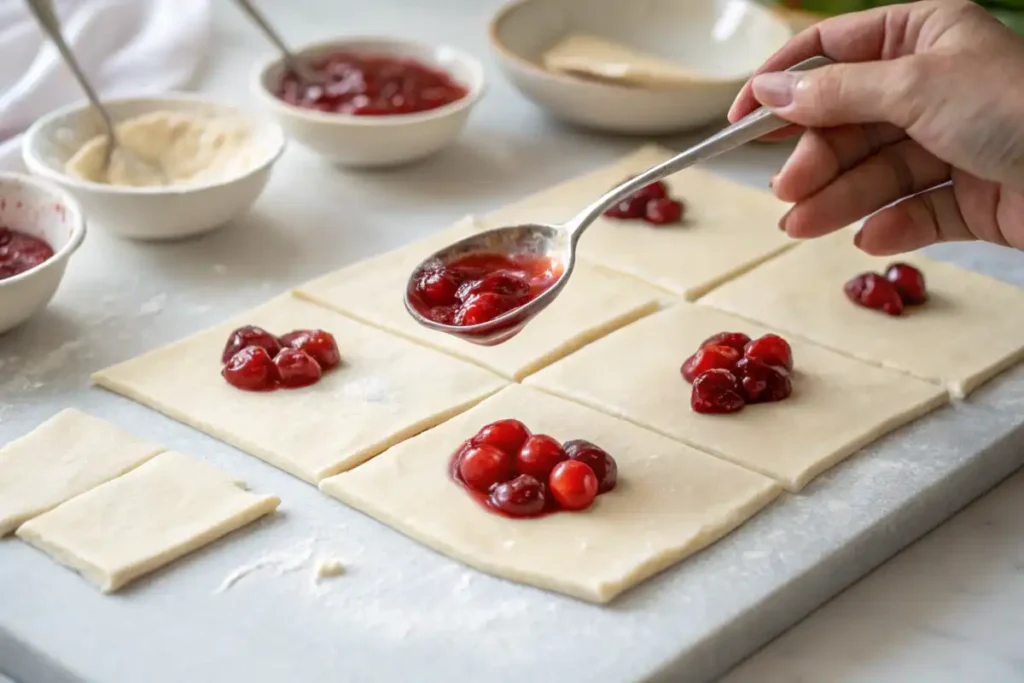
[682,331,795,414]
[450,419,618,518]
[603,178,685,226]
[408,253,564,328]
[844,262,928,316]
[220,325,341,391]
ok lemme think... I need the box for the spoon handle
[24,0,117,142]
[564,55,835,242]
[232,0,319,83]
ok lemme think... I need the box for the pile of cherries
[682,331,794,414]
[603,178,684,226]
[451,419,618,518]
[409,253,562,327]
[844,262,927,316]
[220,325,341,392]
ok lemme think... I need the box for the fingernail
[778,210,790,232]
[752,72,799,108]
[853,230,863,248]
[769,174,778,189]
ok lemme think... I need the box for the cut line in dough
[0,409,163,536]
[17,451,280,593]
[477,145,794,300]
[320,384,781,604]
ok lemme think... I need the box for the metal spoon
[405,55,834,346]
[232,0,321,84]
[25,0,167,184]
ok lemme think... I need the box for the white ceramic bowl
[489,0,792,134]
[251,36,486,168]
[0,173,86,334]
[22,94,286,241]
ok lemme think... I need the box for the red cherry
[681,344,741,383]
[458,444,515,493]
[736,358,792,403]
[426,305,457,325]
[691,369,745,414]
[472,419,531,456]
[274,348,322,388]
[633,180,668,202]
[222,326,282,364]
[844,272,904,316]
[279,329,341,370]
[516,434,568,482]
[744,334,794,370]
[415,267,461,306]
[489,475,547,517]
[699,331,751,353]
[456,272,530,302]
[604,195,648,219]
[222,347,278,391]
[644,198,684,225]
[548,460,599,511]
[454,292,515,326]
[884,262,927,305]
[563,439,618,493]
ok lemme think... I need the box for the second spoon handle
[565,55,835,242]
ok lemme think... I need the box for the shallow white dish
[0,173,86,334]
[251,36,486,168]
[489,0,792,134]
[22,94,286,241]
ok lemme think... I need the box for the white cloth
[0,0,211,171]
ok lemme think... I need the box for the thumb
[751,60,922,129]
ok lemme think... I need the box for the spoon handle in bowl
[564,55,835,242]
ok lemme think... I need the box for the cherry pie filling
[682,331,795,414]
[220,325,341,391]
[0,226,54,280]
[844,262,928,316]
[603,178,685,226]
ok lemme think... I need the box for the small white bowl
[251,36,486,168]
[0,173,86,334]
[489,0,792,134]
[22,94,286,241]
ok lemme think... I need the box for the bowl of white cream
[21,94,286,241]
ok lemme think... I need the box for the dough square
[477,144,794,299]
[0,409,163,536]
[526,304,948,491]
[699,230,1024,397]
[17,451,280,593]
[295,219,664,380]
[320,384,781,604]
[92,295,507,484]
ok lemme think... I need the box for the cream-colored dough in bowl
[64,110,258,187]
[544,34,702,86]
[320,384,781,604]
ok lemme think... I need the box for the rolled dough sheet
[476,145,794,299]
[17,451,280,593]
[699,230,1024,397]
[92,295,507,484]
[543,34,702,86]
[296,218,664,380]
[320,384,780,604]
[0,409,163,536]
[526,303,948,491]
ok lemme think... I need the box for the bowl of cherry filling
[0,173,86,334]
[252,36,486,167]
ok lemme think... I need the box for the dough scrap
[477,145,794,299]
[543,34,702,86]
[92,295,507,484]
[526,303,948,491]
[17,451,280,593]
[699,230,1024,397]
[0,409,163,536]
[320,385,781,604]
[296,218,664,380]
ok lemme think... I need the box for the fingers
[855,183,972,255]
[773,123,907,203]
[782,139,951,239]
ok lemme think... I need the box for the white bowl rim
[251,35,488,127]
[0,171,86,287]
[488,0,790,90]
[21,92,287,197]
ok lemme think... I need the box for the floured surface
[0,409,163,536]
[527,304,948,491]
[92,295,507,484]
[320,385,780,603]
[297,219,664,379]
[477,145,794,299]
[16,451,280,592]
[700,230,1024,397]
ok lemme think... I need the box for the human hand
[729,0,1024,255]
